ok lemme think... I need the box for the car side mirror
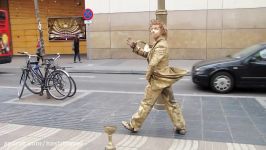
[249,57,257,63]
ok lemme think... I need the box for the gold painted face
[150,25,161,40]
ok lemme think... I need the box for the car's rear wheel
[210,72,234,93]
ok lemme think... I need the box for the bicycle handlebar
[53,53,61,61]
[17,51,37,57]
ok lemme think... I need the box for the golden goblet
[104,125,117,150]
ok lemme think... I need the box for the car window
[259,49,266,59]
[253,49,266,62]
[231,44,261,59]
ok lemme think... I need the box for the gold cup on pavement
[104,125,117,150]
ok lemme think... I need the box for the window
[259,49,266,60]
[253,49,266,62]
[0,12,5,20]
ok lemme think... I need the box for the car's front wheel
[210,72,234,93]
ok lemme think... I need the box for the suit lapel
[148,38,165,62]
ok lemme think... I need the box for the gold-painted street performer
[122,19,188,135]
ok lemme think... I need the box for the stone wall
[88,7,266,59]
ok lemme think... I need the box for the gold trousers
[130,84,186,130]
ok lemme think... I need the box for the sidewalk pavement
[1,123,265,150]
[5,55,201,75]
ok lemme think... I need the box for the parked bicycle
[18,52,73,100]
[48,53,77,97]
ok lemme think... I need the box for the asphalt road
[1,68,266,99]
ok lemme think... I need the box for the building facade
[7,0,86,55]
[86,0,266,59]
[4,0,266,59]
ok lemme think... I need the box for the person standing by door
[122,19,187,135]
[72,34,81,63]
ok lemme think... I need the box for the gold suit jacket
[133,37,188,90]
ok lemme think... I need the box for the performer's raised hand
[126,37,136,49]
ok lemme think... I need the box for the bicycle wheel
[68,76,77,97]
[25,70,42,94]
[18,69,27,98]
[47,70,71,100]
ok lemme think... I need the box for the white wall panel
[207,0,223,9]
[85,0,266,14]
[223,0,266,9]
[166,0,207,10]
[85,0,110,13]
[110,0,150,13]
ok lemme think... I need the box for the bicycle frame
[19,52,56,95]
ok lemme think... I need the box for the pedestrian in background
[122,19,188,135]
[36,39,44,64]
[72,34,81,63]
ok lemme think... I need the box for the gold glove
[126,37,136,49]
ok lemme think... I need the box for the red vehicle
[0,9,12,64]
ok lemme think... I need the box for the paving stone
[202,109,223,116]
[255,124,266,135]
[186,120,202,129]
[203,121,228,132]
[233,135,266,145]
[202,97,220,105]
[0,88,265,147]
[224,109,247,117]
[184,112,202,121]
[203,130,232,143]
[221,98,240,106]
[203,114,226,123]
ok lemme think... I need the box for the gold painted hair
[149,19,168,38]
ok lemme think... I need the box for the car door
[241,49,266,86]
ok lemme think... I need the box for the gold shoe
[174,127,187,135]
[122,121,138,133]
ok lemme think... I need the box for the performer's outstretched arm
[132,46,148,58]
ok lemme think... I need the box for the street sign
[83,8,94,20]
